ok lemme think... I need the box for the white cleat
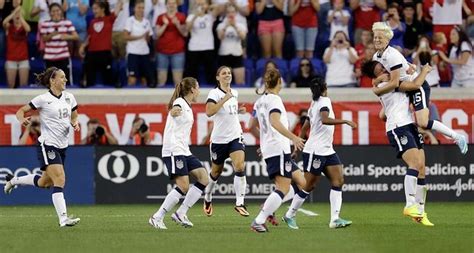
[455,135,468,155]
[171,212,193,228]
[149,217,167,229]
[59,217,81,227]
[4,174,15,194]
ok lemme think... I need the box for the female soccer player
[4,67,80,227]
[288,77,357,229]
[371,22,467,154]
[249,68,306,233]
[203,66,248,217]
[363,60,434,226]
[149,77,209,229]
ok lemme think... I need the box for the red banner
[1,100,472,145]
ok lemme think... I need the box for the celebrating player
[288,77,357,229]
[203,66,249,217]
[249,68,306,233]
[4,67,80,227]
[371,22,467,154]
[363,60,435,226]
[149,77,209,229]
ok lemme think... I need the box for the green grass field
[0,203,472,253]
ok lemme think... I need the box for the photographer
[81,118,118,145]
[19,116,41,145]
[127,117,156,145]
[323,31,358,87]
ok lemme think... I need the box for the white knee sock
[153,187,184,220]
[255,190,284,224]
[204,174,218,202]
[416,178,427,214]
[430,120,458,139]
[285,190,309,218]
[176,182,206,217]
[330,187,343,221]
[404,169,419,207]
[11,174,40,187]
[234,172,247,206]
[52,187,67,224]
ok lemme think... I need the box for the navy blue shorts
[264,154,299,180]
[37,142,66,171]
[127,54,152,78]
[407,81,431,111]
[302,152,342,176]
[163,155,204,179]
[210,137,245,165]
[387,124,424,158]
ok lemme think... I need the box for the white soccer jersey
[162,97,194,157]
[124,16,153,55]
[253,94,291,159]
[377,82,414,132]
[373,46,411,82]
[303,97,336,156]
[29,91,78,149]
[207,87,243,143]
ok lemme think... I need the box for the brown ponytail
[264,69,281,90]
[167,77,198,110]
[35,67,59,88]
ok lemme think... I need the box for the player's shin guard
[255,190,284,224]
[285,190,309,218]
[153,187,185,220]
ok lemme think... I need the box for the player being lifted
[149,77,209,229]
[5,67,80,227]
[203,66,249,217]
[371,22,467,154]
[249,69,306,232]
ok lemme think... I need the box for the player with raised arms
[371,22,467,155]
[4,67,81,227]
[249,68,306,233]
[288,76,357,229]
[362,60,435,226]
[203,66,249,217]
[149,77,209,229]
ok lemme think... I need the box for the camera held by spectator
[128,117,157,145]
[19,115,41,145]
[82,118,118,145]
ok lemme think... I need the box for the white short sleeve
[146,20,153,35]
[124,17,133,32]
[269,96,284,115]
[70,93,78,110]
[343,9,351,18]
[319,97,332,112]
[387,50,405,71]
[206,89,220,104]
[461,41,472,53]
[30,94,45,110]
[186,14,195,23]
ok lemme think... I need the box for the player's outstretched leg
[4,173,41,194]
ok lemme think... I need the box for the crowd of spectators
[0,0,473,88]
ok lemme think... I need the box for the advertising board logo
[98,150,139,183]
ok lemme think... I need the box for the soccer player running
[249,69,306,233]
[362,61,435,226]
[4,67,80,227]
[203,66,249,217]
[289,77,357,229]
[371,22,468,154]
[149,77,209,229]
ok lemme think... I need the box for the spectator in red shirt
[289,0,319,58]
[432,31,452,85]
[354,29,372,57]
[155,0,187,86]
[2,6,30,88]
[79,1,123,87]
[354,42,375,87]
[350,0,386,44]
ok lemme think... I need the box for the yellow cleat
[412,212,434,226]
[403,205,423,218]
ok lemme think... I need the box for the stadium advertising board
[0,146,95,205]
[95,145,474,204]
[1,100,473,146]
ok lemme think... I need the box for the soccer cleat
[203,201,213,217]
[267,212,279,226]
[250,220,268,233]
[234,205,250,217]
[329,218,352,229]
[149,217,167,229]
[412,212,434,226]
[3,173,15,194]
[59,216,80,227]
[282,216,299,230]
[171,212,193,228]
[403,205,423,218]
[454,135,468,155]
